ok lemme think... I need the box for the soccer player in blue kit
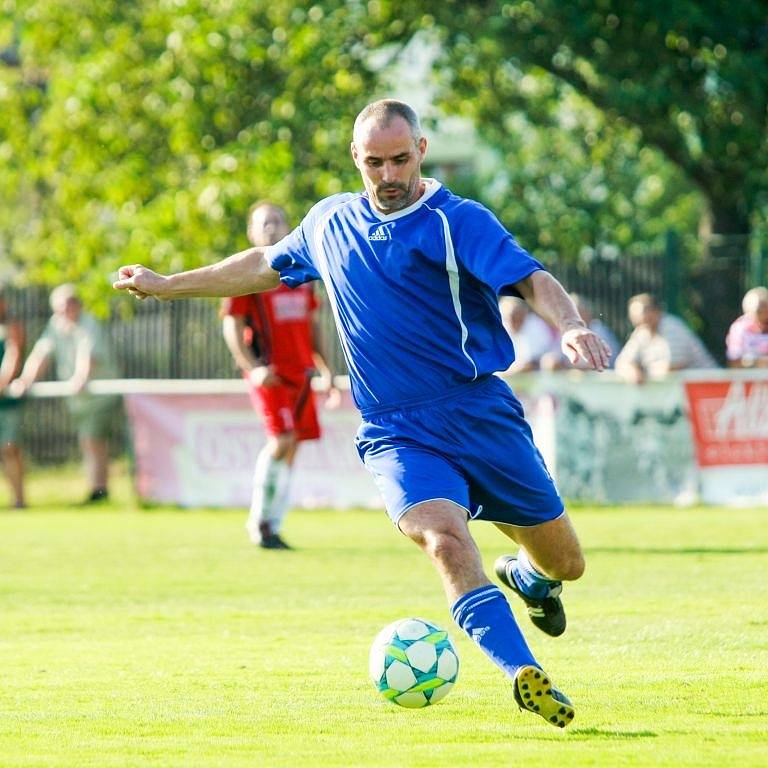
[115,99,611,728]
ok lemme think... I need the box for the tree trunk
[704,199,751,239]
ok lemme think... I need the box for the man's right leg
[399,500,574,728]
[1,442,25,508]
[79,435,110,501]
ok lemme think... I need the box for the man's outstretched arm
[514,270,612,372]
[113,247,281,301]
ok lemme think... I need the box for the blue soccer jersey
[267,180,545,413]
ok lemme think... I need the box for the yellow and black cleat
[514,665,575,729]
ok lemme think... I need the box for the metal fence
[543,251,666,343]
[5,235,761,464]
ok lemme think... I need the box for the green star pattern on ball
[369,618,459,709]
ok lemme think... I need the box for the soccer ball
[369,617,459,708]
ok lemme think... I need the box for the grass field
[1,466,767,767]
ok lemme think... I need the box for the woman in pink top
[726,287,768,367]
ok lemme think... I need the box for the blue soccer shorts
[355,374,565,529]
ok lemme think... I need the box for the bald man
[114,99,615,728]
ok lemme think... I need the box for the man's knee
[400,507,472,562]
[418,527,471,563]
[271,432,297,460]
[547,551,585,582]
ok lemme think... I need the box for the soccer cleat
[494,555,566,637]
[513,665,575,728]
[82,488,108,505]
[259,533,292,550]
[246,520,292,550]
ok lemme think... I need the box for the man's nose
[381,162,398,182]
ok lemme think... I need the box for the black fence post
[751,240,767,287]
[169,300,181,378]
[663,229,681,315]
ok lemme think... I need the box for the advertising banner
[684,379,768,504]
[514,374,696,505]
[124,390,379,508]
[122,373,768,509]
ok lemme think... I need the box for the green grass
[0,467,766,767]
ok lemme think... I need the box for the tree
[423,70,703,263]
[371,1,768,239]
[0,0,380,305]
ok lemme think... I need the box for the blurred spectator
[11,284,121,503]
[0,289,26,508]
[540,294,621,370]
[615,293,716,383]
[725,286,768,368]
[500,296,561,372]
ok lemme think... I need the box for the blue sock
[451,584,538,680]
[512,549,561,599]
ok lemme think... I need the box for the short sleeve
[307,285,320,313]
[725,318,744,361]
[31,331,54,358]
[451,201,545,295]
[81,315,108,357]
[267,222,321,287]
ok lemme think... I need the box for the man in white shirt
[500,297,561,372]
[615,293,716,383]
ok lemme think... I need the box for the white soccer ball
[369,617,459,708]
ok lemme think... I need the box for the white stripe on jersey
[312,197,359,369]
[430,206,478,379]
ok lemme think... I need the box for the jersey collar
[366,178,442,222]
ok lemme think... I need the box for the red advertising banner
[684,380,768,467]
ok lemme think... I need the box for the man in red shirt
[222,202,336,549]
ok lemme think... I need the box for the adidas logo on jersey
[471,626,490,643]
[368,223,395,241]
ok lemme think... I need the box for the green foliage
[0,0,381,306]
[2,1,766,302]
[369,1,768,238]
[434,83,702,262]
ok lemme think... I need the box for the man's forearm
[222,317,261,372]
[164,247,280,298]
[18,352,49,387]
[516,271,584,332]
[115,247,282,301]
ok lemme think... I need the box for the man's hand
[561,325,612,372]
[323,386,342,410]
[7,378,28,398]
[113,265,170,301]
[248,365,281,388]
[68,376,88,395]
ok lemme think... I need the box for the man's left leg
[247,433,295,548]
[254,382,320,548]
[79,435,110,502]
[400,500,575,728]
[494,513,585,637]
[263,439,299,543]
[247,379,307,549]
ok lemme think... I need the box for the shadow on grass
[586,547,768,556]
[692,710,768,718]
[570,727,657,739]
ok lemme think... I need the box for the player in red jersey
[222,202,337,549]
